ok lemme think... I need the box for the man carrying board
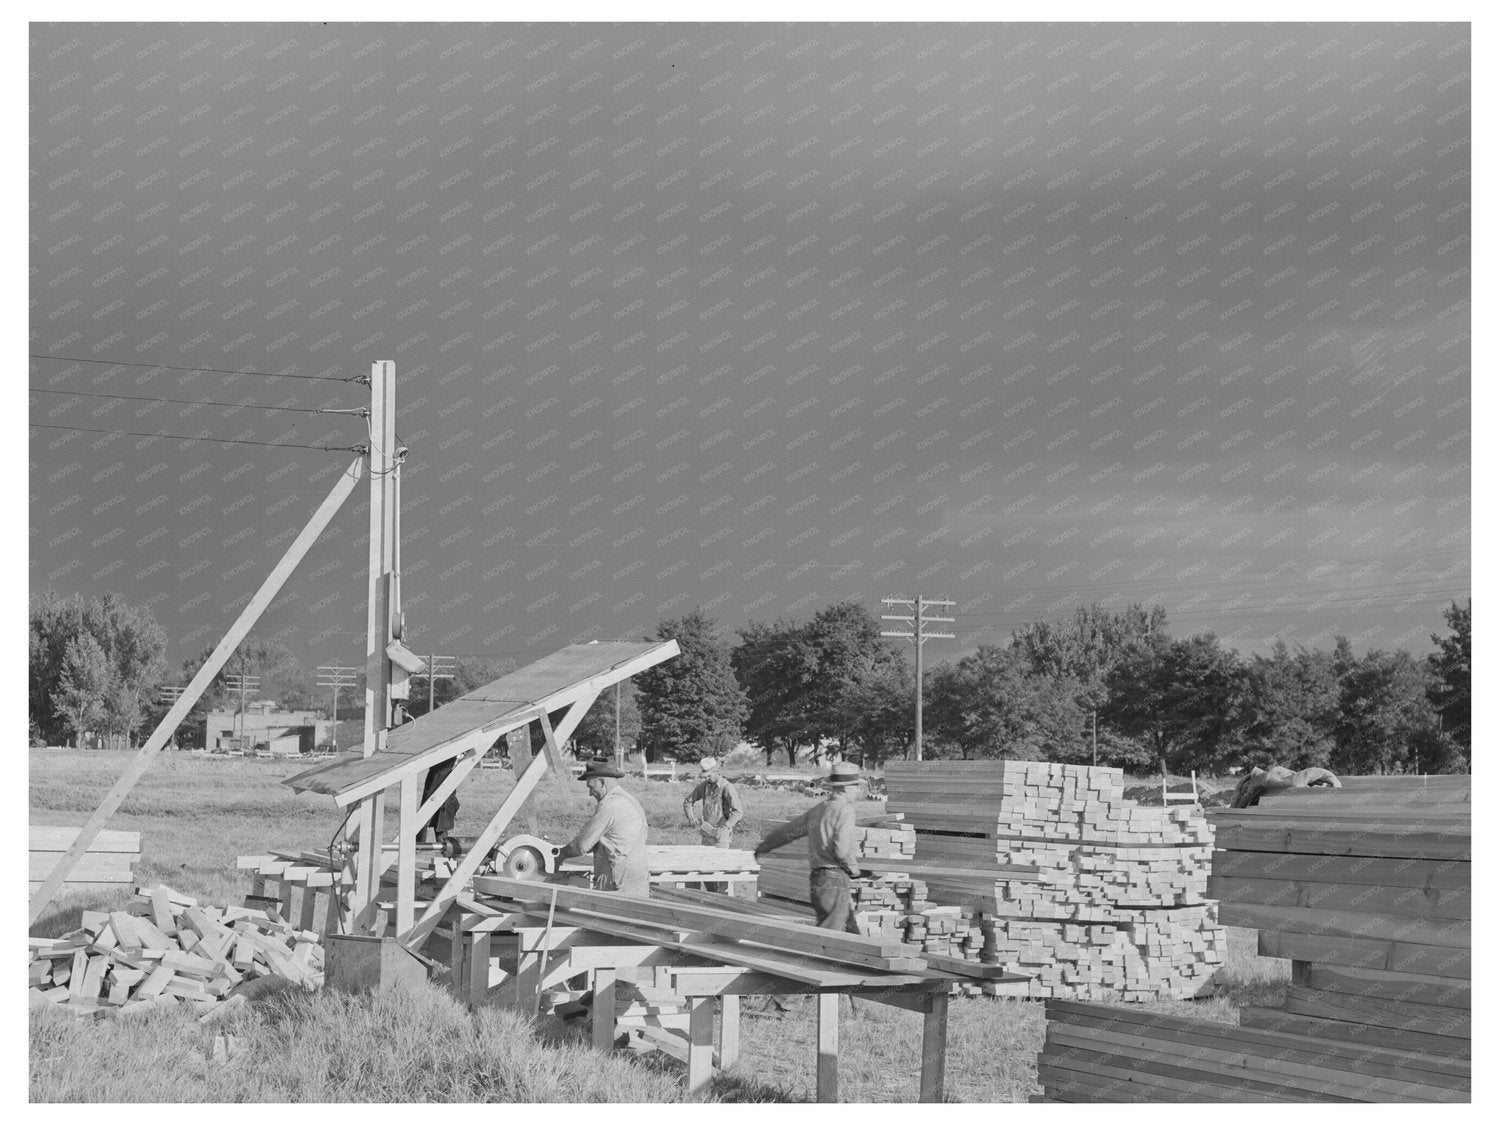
[752,761,867,932]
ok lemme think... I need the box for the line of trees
[30,588,1470,778]
[631,599,1471,777]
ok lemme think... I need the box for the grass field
[29,748,1289,1102]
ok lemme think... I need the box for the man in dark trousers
[752,761,866,932]
[681,755,744,892]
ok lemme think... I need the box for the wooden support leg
[323,887,340,936]
[509,949,541,1012]
[298,886,318,932]
[719,993,740,1069]
[817,992,839,1103]
[919,991,949,1104]
[467,934,491,1008]
[396,776,418,934]
[278,878,295,921]
[686,997,715,1096]
[593,969,617,1052]
[449,928,467,1002]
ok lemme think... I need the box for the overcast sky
[27,21,1470,675]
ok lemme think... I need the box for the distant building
[206,700,329,755]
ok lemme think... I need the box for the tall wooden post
[352,360,400,925]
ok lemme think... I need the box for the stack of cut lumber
[1036,775,1471,1101]
[30,826,141,895]
[28,883,323,1021]
[754,816,916,901]
[1035,998,1468,1102]
[1209,776,1470,1055]
[885,760,1224,1001]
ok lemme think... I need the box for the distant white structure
[206,700,329,755]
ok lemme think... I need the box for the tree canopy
[635,609,747,763]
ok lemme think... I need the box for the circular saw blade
[500,844,547,881]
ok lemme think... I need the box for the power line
[28,422,364,452]
[29,386,368,417]
[29,353,362,383]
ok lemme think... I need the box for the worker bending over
[558,760,650,897]
[682,756,744,845]
[753,761,866,931]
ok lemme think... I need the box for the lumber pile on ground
[30,826,141,895]
[28,883,323,1021]
[886,760,1225,1001]
[1035,998,1469,1102]
[1035,775,1471,1101]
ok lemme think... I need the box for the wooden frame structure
[440,883,998,1101]
[283,639,680,949]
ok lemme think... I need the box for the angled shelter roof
[283,640,677,805]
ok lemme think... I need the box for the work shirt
[756,798,859,877]
[569,787,651,897]
[682,776,744,831]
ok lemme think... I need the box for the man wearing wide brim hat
[753,761,867,932]
[682,755,745,893]
[557,760,651,897]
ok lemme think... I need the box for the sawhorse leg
[919,990,949,1103]
[686,997,715,1095]
[817,992,839,1102]
[467,933,491,1007]
[719,994,740,1069]
[592,969,617,1052]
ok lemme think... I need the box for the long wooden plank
[29,828,142,852]
[29,456,364,925]
[1038,1049,1333,1102]
[1045,1014,1469,1097]
[1296,963,1469,1009]
[1214,902,1469,949]
[1208,875,1470,920]
[512,906,914,988]
[1237,1007,1471,1066]
[1210,823,1469,860]
[1046,997,1468,1075]
[1212,850,1469,891]
[474,876,924,966]
[1257,930,1471,980]
[1043,1026,1462,1102]
[1281,985,1471,1038]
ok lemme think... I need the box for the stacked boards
[1036,775,1471,1102]
[1208,775,1470,1057]
[1035,998,1468,1102]
[886,760,1224,1001]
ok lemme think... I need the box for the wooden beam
[410,744,484,829]
[816,992,839,1102]
[396,776,418,934]
[686,997,715,1095]
[593,969,617,1052]
[719,994,740,1069]
[399,746,554,951]
[919,990,949,1103]
[28,456,363,925]
[363,358,398,757]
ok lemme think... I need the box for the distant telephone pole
[880,595,955,761]
[224,674,260,746]
[316,664,359,753]
[421,654,457,713]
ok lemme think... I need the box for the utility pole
[1091,708,1098,768]
[880,595,955,761]
[422,654,457,714]
[614,681,622,769]
[316,664,359,753]
[224,673,259,750]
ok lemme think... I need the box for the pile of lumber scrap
[886,760,1225,1001]
[28,883,323,1021]
[1035,775,1470,1102]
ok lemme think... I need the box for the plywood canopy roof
[283,640,677,805]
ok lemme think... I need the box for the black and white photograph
[25,9,1474,1105]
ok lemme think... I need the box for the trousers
[809,867,860,934]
